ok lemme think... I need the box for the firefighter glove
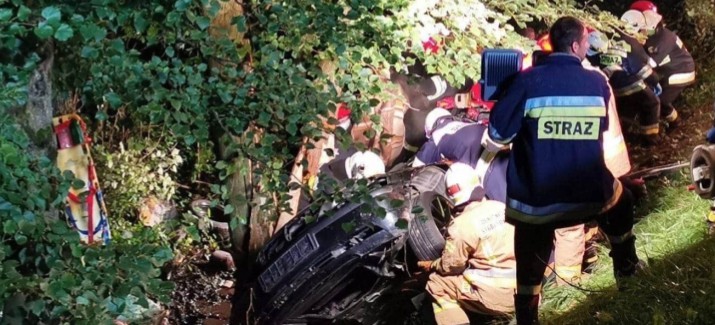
[417,260,436,272]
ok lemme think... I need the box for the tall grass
[540,173,715,324]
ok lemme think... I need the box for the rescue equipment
[53,114,111,245]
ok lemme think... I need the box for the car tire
[407,166,454,261]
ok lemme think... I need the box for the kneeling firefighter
[420,163,516,324]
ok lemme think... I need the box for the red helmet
[630,1,658,13]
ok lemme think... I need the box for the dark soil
[627,103,712,170]
[168,253,234,325]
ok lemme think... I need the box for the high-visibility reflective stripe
[465,268,517,278]
[427,76,447,101]
[603,65,623,78]
[554,265,582,277]
[525,96,606,114]
[465,273,517,289]
[475,129,501,184]
[664,109,679,122]
[517,284,542,295]
[608,230,634,244]
[600,179,623,213]
[525,106,607,118]
[403,142,420,152]
[659,55,671,67]
[488,126,516,144]
[614,80,647,97]
[639,123,660,135]
[676,37,684,49]
[444,240,456,253]
[537,117,601,140]
[668,71,695,85]
[636,65,654,80]
[648,57,657,68]
[434,299,461,312]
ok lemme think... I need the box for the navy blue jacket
[645,26,695,83]
[488,54,621,224]
[416,121,508,203]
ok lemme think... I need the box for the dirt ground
[166,98,713,325]
[628,101,712,169]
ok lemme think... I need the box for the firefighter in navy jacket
[586,27,661,145]
[488,17,642,324]
[631,2,695,130]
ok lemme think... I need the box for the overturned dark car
[238,165,451,324]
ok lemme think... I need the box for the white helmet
[445,163,484,206]
[345,151,385,179]
[621,10,646,35]
[642,10,662,31]
[424,108,451,138]
[586,30,609,57]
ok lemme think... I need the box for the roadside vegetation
[1,0,714,323]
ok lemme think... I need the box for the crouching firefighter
[421,163,516,325]
[586,23,661,145]
[634,3,696,130]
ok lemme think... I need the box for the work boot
[619,176,647,202]
[639,133,660,147]
[609,236,644,290]
[666,116,680,134]
[513,294,540,325]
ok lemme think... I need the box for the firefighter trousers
[513,188,635,296]
[426,273,514,325]
[659,84,688,123]
[553,224,585,286]
[616,89,660,136]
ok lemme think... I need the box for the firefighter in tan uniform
[421,163,516,324]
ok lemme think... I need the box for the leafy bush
[0,123,173,324]
[94,140,183,220]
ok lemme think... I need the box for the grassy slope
[540,174,715,325]
[538,15,715,321]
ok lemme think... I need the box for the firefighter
[421,163,516,324]
[488,17,642,324]
[630,1,696,130]
[588,14,661,145]
[414,108,509,203]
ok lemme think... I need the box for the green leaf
[71,179,86,190]
[29,299,45,316]
[341,221,356,233]
[4,220,18,233]
[34,23,54,39]
[81,46,98,59]
[223,204,234,215]
[175,0,191,11]
[0,8,13,22]
[152,247,173,265]
[196,16,210,30]
[41,6,62,27]
[389,199,404,208]
[134,13,148,33]
[15,233,28,245]
[232,16,247,33]
[79,23,107,42]
[54,24,74,41]
[17,6,31,21]
[105,92,122,108]
[76,296,90,305]
[395,219,408,229]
